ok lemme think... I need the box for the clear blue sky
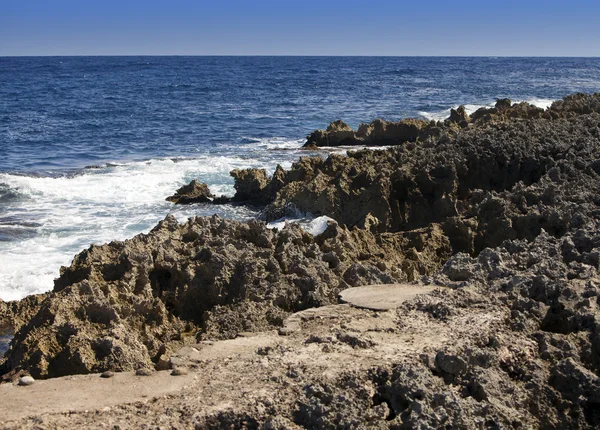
[2,0,599,56]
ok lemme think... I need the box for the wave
[239,137,304,151]
[0,153,297,301]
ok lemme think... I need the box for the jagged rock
[1,215,448,378]
[448,105,470,126]
[325,120,356,145]
[304,117,438,148]
[305,120,357,147]
[260,97,600,258]
[0,299,8,329]
[231,168,269,202]
[364,118,430,145]
[303,94,600,151]
[211,195,233,204]
[166,180,214,204]
[495,98,512,110]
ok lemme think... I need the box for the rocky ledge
[2,92,600,428]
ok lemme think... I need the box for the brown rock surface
[230,168,269,202]
[301,92,600,149]
[0,216,448,379]
[165,179,214,204]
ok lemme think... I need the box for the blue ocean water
[0,56,600,301]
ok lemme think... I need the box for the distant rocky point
[303,93,597,148]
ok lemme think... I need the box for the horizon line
[2,54,600,59]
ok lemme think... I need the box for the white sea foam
[267,215,335,237]
[517,97,555,110]
[239,137,304,150]
[0,154,299,301]
[305,216,336,236]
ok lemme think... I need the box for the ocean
[1,56,600,301]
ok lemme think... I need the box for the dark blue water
[0,56,600,302]
[2,56,600,172]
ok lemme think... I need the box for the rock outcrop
[221,95,600,261]
[448,105,470,126]
[1,215,450,379]
[230,168,269,202]
[166,180,213,204]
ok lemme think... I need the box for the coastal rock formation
[166,179,213,204]
[222,96,600,262]
[448,105,470,126]
[1,215,450,379]
[230,168,269,202]
[302,92,600,148]
[4,92,600,428]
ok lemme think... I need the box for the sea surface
[1,56,600,301]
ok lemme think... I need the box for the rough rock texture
[448,105,470,127]
[0,215,450,379]
[5,92,600,428]
[230,168,270,202]
[166,179,214,204]
[305,118,439,148]
[233,95,600,259]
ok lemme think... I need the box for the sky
[2,0,600,56]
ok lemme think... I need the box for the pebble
[135,367,153,376]
[18,375,35,386]
[171,367,188,376]
[100,371,115,378]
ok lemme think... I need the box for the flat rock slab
[0,370,190,423]
[339,284,439,310]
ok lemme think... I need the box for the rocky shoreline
[2,93,600,428]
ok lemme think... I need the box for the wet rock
[211,195,233,204]
[166,180,214,204]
